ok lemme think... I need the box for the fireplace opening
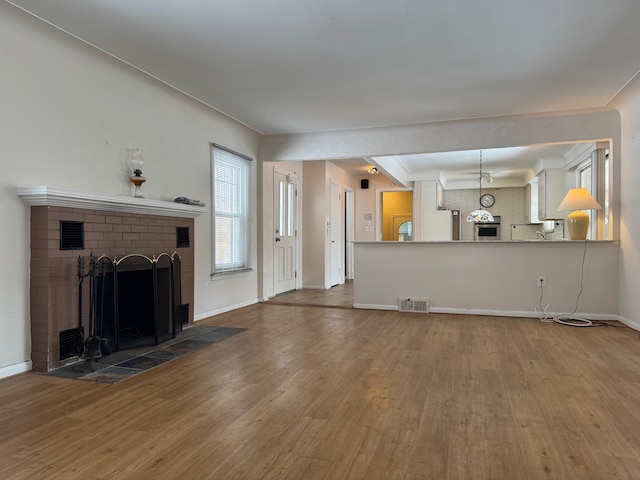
[84,253,182,355]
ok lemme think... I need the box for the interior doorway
[273,169,298,295]
[380,190,413,241]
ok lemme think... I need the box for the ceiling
[7,0,639,184]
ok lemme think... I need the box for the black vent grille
[176,227,190,248]
[60,221,85,250]
[59,327,84,360]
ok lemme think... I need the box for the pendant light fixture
[466,150,494,223]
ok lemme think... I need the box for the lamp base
[566,210,589,240]
[130,175,146,198]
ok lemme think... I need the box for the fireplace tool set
[77,254,111,365]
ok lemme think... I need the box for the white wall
[354,241,619,319]
[353,174,398,242]
[260,109,621,164]
[0,5,260,376]
[610,74,640,330]
[414,181,452,241]
[299,161,358,289]
[301,161,328,288]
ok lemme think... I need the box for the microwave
[474,216,500,241]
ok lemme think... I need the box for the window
[211,144,251,273]
[577,156,594,239]
[574,145,610,240]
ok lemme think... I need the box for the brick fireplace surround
[18,186,206,371]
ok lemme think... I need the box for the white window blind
[211,144,251,273]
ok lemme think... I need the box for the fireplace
[18,186,206,371]
[84,253,182,355]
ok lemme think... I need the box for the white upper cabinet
[537,169,565,220]
[524,181,540,223]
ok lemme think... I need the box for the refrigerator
[451,210,461,240]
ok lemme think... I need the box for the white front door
[330,181,341,287]
[274,170,297,295]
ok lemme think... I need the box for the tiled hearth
[19,187,206,371]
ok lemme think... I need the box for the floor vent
[59,327,84,360]
[398,297,430,313]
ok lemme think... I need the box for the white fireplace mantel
[17,186,207,218]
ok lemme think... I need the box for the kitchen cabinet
[537,169,565,220]
[525,180,539,223]
[436,181,444,210]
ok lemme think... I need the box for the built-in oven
[474,216,500,241]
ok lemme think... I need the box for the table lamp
[557,188,601,240]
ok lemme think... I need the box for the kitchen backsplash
[511,221,565,240]
[442,186,566,241]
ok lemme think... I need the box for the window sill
[210,268,253,279]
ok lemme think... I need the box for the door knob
[275,237,281,242]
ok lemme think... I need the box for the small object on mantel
[174,196,206,207]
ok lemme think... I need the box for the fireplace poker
[84,254,102,361]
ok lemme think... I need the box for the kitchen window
[575,146,610,240]
[210,144,251,274]
[577,157,595,239]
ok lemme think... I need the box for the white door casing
[345,188,355,279]
[330,181,341,287]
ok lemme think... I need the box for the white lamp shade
[557,188,601,211]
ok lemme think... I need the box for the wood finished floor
[267,281,354,309]
[2,305,640,479]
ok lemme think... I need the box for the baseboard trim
[302,285,327,290]
[194,298,259,321]
[353,303,398,311]
[353,303,619,321]
[0,360,33,380]
[617,315,640,332]
[432,308,619,320]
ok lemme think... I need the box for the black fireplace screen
[88,252,183,352]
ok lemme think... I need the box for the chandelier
[466,150,494,223]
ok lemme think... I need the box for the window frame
[576,155,596,240]
[574,145,610,240]
[210,143,252,275]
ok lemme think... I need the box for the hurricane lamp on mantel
[129,148,146,198]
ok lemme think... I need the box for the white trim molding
[0,360,32,380]
[194,298,259,321]
[17,186,208,218]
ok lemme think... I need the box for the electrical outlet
[537,276,546,287]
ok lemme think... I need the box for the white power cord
[535,281,553,322]
[537,239,593,327]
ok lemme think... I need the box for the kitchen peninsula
[353,240,618,320]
